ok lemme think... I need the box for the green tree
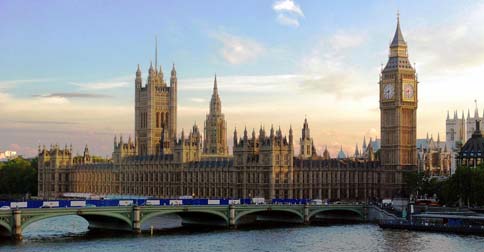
[0,157,37,199]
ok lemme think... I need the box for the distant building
[446,105,484,171]
[417,134,451,177]
[457,120,484,168]
[0,150,17,161]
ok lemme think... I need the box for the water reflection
[1,216,484,252]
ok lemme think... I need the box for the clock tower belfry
[379,15,418,197]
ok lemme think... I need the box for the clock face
[403,83,415,100]
[383,84,395,100]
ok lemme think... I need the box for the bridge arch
[21,212,132,232]
[234,208,304,224]
[0,219,11,236]
[140,209,229,226]
[308,207,364,221]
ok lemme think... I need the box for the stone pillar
[13,210,22,241]
[132,206,141,233]
[303,204,309,224]
[229,205,236,228]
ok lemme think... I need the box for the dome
[459,121,484,159]
[337,146,346,159]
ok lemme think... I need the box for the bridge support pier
[303,205,309,224]
[132,206,141,234]
[13,210,22,241]
[229,205,236,228]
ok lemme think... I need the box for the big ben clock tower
[379,15,418,197]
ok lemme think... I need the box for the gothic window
[156,112,160,128]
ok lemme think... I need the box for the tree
[0,157,38,199]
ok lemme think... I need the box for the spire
[447,110,450,120]
[475,99,479,119]
[391,11,407,48]
[136,64,141,75]
[210,74,222,114]
[362,136,367,149]
[155,36,158,70]
[171,62,176,77]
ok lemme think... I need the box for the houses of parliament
[38,17,418,201]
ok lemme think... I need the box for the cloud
[11,120,78,125]
[212,32,265,64]
[0,78,55,90]
[409,3,484,75]
[273,0,304,28]
[189,98,206,103]
[299,31,370,98]
[32,92,111,99]
[73,79,130,90]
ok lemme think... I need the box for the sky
[1,0,484,158]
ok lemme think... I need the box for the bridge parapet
[0,204,367,241]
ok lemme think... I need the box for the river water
[1,215,484,252]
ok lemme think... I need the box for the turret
[136,64,142,89]
[169,63,178,146]
[233,127,238,146]
[289,125,293,145]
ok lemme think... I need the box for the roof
[459,121,484,158]
[391,18,407,47]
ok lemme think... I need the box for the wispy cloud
[73,78,130,90]
[212,32,265,64]
[299,31,370,98]
[11,120,79,125]
[0,78,55,90]
[32,92,111,99]
[273,0,304,28]
[189,98,206,103]
[409,3,484,75]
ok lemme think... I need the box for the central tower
[379,16,418,196]
[203,75,228,156]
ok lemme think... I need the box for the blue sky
[1,0,484,157]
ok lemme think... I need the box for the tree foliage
[0,157,37,199]
[406,165,484,207]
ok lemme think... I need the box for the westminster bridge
[0,204,370,240]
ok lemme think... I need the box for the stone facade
[38,18,418,201]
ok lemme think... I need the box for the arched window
[156,112,160,128]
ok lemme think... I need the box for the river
[1,215,484,252]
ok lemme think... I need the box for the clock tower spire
[379,14,418,197]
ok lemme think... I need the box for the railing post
[13,210,22,241]
[132,206,141,233]
[229,205,236,228]
[304,204,309,224]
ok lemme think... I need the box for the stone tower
[446,110,465,150]
[299,118,314,159]
[203,75,228,156]
[379,15,418,197]
[135,42,177,156]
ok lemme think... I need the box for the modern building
[38,17,418,201]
